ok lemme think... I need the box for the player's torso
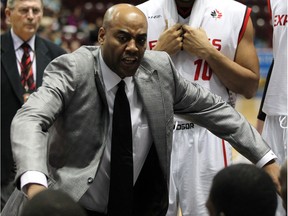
[140,0,247,102]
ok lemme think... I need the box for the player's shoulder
[208,0,246,11]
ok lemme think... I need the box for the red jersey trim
[238,7,252,44]
[222,139,228,167]
[267,0,272,19]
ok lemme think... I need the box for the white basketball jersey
[138,0,250,106]
[263,0,288,115]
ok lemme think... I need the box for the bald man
[2,3,280,216]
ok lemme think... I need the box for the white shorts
[166,119,232,216]
[262,115,287,165]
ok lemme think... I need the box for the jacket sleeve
[169,53,272,164]
[10,52,80,184]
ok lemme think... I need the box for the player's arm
[182,18,259,99]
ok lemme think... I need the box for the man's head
[5,0,43,41]
[21,189,86,216]
[206,163,277,216]
[98,4,147,79]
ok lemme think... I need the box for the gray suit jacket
[5,46,270,215]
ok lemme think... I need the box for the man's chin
[116,69,137,78]
[119,64,139,77]
[123,71,137,78]
[25,26,37,33]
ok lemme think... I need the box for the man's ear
[98,27,105,45]
[5,8,12,24]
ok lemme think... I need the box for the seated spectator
[21,189,87,216]
[206,163,277,216]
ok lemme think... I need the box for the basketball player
[137,0,260,215]
[257,0,287,215]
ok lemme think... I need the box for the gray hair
[6,0,44,9]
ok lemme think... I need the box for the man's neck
[175,0,195,19]
[175,0,195,8]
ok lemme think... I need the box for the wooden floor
[235,96,261,127]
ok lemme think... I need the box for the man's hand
[26,183,47,200]
[182,25,215,59]
[153,23,183,55]
[262,160,281,194]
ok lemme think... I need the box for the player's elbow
[243,82,259,99]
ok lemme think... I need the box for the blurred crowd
[1,0,146,52]
[1,0,272,53]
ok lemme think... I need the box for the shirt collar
[99,50,133,92]
[11,29,36,52]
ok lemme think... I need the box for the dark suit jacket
[1,31,66,185]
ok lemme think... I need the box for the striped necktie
[21,43,36,92]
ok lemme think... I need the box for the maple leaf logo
[211,9,222,19]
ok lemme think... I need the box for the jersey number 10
[194,59,212,81]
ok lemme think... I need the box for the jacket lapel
[134,65,169,180]
[34,36,50,88]
[1,32,24,103]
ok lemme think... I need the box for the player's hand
[153,22,183,55]
[26,183,47,199]
[182,25,215,59]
